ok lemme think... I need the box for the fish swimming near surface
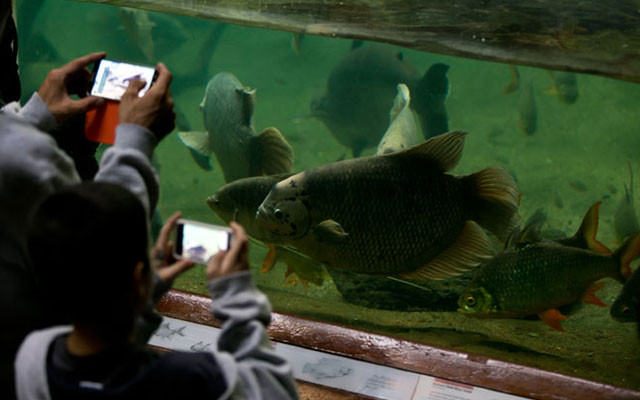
[547,71,578,104]
[311,44,449,157]
[178,72,294,182]
[207,174,326,287]
[118,8,155,61]
[518,80,537,135]
[376,83,420,155]
[256,131,519,280]
[458,202,638,331]
[611,266,640,322]
[614,162,640,243]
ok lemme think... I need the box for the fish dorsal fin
[237,87,256,126]
[385,130,467,172]
[312,220,349,244]
[573,201,611,254]
[398,220,495,280]
[177,130,213,170]
[390,83,410,122]
[250,127,294,176]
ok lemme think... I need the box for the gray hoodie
[14,271,299,400]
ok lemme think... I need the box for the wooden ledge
[157,289,640,400]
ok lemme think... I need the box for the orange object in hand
[85,100,119,145]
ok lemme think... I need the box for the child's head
[27,182,151,334]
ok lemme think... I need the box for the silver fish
[376,83,420,155]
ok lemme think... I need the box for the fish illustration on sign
[302,358,354,380]
[178,72,294,182]
[190,341,212,352]
[256,131,519,280]
[154,322,187,340]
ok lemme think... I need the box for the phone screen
[175,221,231,264]
[90,59,156,101]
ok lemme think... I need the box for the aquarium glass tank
[14,0,640,391]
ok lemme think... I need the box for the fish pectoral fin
[385,130,467,172]
[250,127,294,175]
[313,220,349,244]
[581,281,606,307]
[398,220,496,281]
[261,244,278,273]
[279,247,326,287]
[538,309,567,332]
[177,130,213,171]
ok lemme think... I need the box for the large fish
[255,131,520,279]
[206,174,326,287]
[376,83,420,155]
[178,72,294,182]
[311,44,449,157]
[458,203,638,331]
[611,266,640,322]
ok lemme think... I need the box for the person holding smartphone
[0,52,174,398]
[15,182,298,399]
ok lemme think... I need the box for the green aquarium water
[15,0,640,391]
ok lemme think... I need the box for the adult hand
[151,211,195,282]
[37,52,106,123]
[119,62,175,140]
[206,222,250,281]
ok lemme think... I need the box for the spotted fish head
[256,174,311,239]
[457,286,497,316]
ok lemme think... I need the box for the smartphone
[90,59,157,101]
[173,219,232,264]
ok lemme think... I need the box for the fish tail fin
[464,167,520,241]
[250,127,294,175]
[569,201,611,254]
[613,232,640,282]
[398,221,496,280]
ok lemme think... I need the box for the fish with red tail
[256,131,519,280]
[458,202,637,331]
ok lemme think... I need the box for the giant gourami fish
[256,131,519,280]
[459,202,638,331]
[179,72,294,182]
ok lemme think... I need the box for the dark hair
[27,182,149,328]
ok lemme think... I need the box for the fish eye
[465,296,476,307]
[274,209,283,219]
[622,306,630,314]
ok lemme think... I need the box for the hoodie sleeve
[94,123,159,217]
[207,271,299,400]
[2,93,58,132]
